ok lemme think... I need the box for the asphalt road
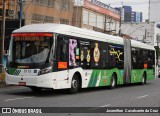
[0,78,160,116]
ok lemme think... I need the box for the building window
[61,0,70,10]
[83,10,88,25]
[89,12,96,27]
[115,21,120,34]
[35,0,39,4]
[97,15,103,29]
[31,20,41,24]
[110,19,116,31]
[32,14,54,23]
[105,17,112,31]
[32,14,43,22]
[44,16,54,23]
[60,19,69,25]
[35,0,55,7]
[39,0,48,6]
[48,0,55,7]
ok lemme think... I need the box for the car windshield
[11,35,52,64]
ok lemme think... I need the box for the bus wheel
[109,74,116,89]
[30,87,42,93]
[141,73,147,85]
[69,75,80,94]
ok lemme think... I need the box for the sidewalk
[0,73,6,87]
[0,63,6,87]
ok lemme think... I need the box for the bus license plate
[19,82,26,86]
[24,69,32,74]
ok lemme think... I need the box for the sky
[100,0,149,21]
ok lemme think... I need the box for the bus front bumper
[5,73,55,89]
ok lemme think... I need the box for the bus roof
[13,23,155,50]
[131,39,155,50]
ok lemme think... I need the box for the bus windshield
[9,35,53,64]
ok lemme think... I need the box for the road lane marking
[101,104,111,107]
[89,104,111,110]
[137,95,148,99]
[4,97,34,102]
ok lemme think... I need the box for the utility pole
[148,0,150,22]
[19,0,23,27]
[156,34,160,66]
[0,0,6,73]
[104,15,106,33]
[143,29,147,43]
[119,8,122,36]
[119,2,123,36]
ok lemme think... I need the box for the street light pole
[119,8,122,36]
[0,0,6,73]
[148,0,150,22]
[156,33,160,65]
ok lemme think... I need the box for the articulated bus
[5,24,155,93]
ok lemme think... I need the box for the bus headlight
[38,66,52,75]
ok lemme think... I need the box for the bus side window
[148,50,155,69]
[91,41,101,69]
[57,35,69,69]
[100,42,108,69]
[138,49,145,69]
[131,47,138,69]
[108,44,124,69]
[108,44,117,69]
[79,40,91,69]
[142,50,148,63]
[69,39,80,67]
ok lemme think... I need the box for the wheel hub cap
[72,80,78,88]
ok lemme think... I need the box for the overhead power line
[104,1,160,6]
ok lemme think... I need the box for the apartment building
[25,0,74,25]
[73,0,121,34]
[0,0,74,25]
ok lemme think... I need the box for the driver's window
[56,35,69,70]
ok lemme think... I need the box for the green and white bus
[6,24,155,93]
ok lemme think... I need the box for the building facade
[1,0,120,34]
[0,0,74,25]
[131,12,143,23]
[24,0,74,25]
[115,7,124,22]
[123,5,143,23]
[73,0,120,34]
[0,0,16,19]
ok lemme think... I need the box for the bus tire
[30,87,42,93]
[69,74,80,94]
[109,74,116,89]
[141,73,147,85]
